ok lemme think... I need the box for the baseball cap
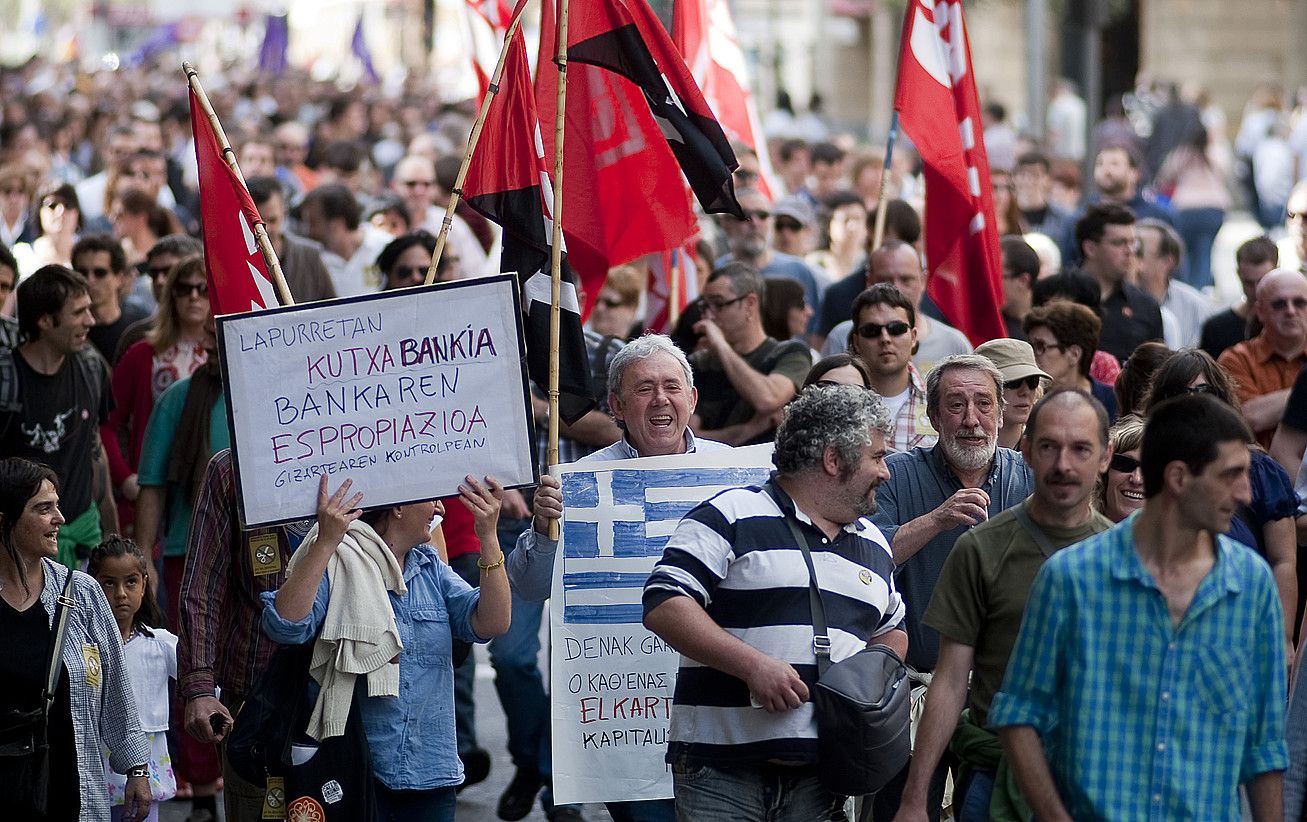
[771,195,816,227]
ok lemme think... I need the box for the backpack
[0,346,108,440]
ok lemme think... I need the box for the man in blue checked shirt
[991,394,1288,821]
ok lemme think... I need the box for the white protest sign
[549,445,774,805]
[217,275,536,527]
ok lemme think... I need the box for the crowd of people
[4,46,1307,822]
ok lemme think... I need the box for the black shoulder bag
[0,567,78,815]
[766,484,911,797]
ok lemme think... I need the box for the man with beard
[891,389,1113,822]
[717,187,824,339]
[869,354,1033,821]
[644,385,906,822]
[992,395,1285,821]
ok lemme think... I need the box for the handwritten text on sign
[549,446,774,805]
[218,276,535,527]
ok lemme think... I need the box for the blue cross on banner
[559,465,772,625]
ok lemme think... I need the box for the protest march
[4,0,1307,821]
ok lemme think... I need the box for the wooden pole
[182,62,295,307]
[546,0,570,540]
[424,8,530,286]
[667,249,681,328]
[871,111,900,250]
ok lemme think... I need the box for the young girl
[90,536,177,822]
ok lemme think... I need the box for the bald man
[391,155,487,277]
[1219,268,1307,448]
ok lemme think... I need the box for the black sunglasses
[856,320,911,339]
[172,281,209,299]
[1183,383,1216,396]
[390,265,427,282]
[1109,453,1142,474]
[75,266,114,279]
[1268,296,1307,312]
[1004,375,1041,391]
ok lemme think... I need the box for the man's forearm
[1267,517,1298,642]
[559,408,622,447]
[1247,770,1284,822]
[891,512,942,565]
[898,644,970,810]
[997,725,1072,822]
[1243,389,1293,434]
[714,343,793,414]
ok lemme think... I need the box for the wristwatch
[127,764,150,779]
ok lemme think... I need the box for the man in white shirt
[1136,218,1212,348]
[391,155,487,278]
[298,184,391,297]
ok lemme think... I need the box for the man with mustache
[869,354,1033,821]
[891,389,1113,822]
[992,394,1286,821]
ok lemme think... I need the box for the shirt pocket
[407,602,454,668]
[1192,645,1248,732]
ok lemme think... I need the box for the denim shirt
[261,545,485,790]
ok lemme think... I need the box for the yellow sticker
[82,643,101,688]
[859,569,873,585]
[249,533,282,577]
[261,775,286,819]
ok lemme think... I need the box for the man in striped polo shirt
[643,384,907,820]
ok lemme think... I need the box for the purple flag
[259,14,289,76]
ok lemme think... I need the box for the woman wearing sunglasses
[974,338,1050,449]
[1143,349,1298,650]
[103,256,212,534]
[1096,415,1146,523]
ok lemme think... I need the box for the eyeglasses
[1182,382,1216,396]
[40,199,65,210]
[775,217,804,232]
[1029,339,1066,357]
[1109,453,1142,474]
[75,266,114,279]
[399,179,433,189]
[172,281,209,299]
[1004,375,1042,391]
[855,320,911,339]
[147,265,172,280]
[1267,296,1307,312]
[702,294,747,313]
[389,265,427,282]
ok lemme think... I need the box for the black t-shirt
[0,350,112,517]
[1098,281,1165,362]
[1281,365,1307,432]
[88,303,150,366]
[1200,308,1251,362]
[691,338,811,444]
[0,596,79,820]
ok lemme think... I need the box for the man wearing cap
[716,187,825,338]
[976,338,1050,450]
[770,195,818,261]
[890,389,1114,822]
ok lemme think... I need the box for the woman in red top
[101,255,212,532]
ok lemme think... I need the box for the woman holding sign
[261,473,512,822]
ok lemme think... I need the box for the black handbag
[0,568,77,815]
[768,484,912,797]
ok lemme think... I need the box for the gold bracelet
[477,554,505,571]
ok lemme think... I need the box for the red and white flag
[673,0,776,199]
[465,0,510,107]
[644,243,699,334]
[189,87,279,314]
[895,0,1005,345]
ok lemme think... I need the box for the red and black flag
[462,6,594,424]
[561,0,743,218]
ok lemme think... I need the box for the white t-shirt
[882,386,911,423]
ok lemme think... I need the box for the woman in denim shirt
[262,474,512,822]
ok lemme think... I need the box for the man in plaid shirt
[991,394,1287,820]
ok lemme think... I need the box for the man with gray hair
[869,354,1033,822]
[511,333,727,822]
[644,385,906,821]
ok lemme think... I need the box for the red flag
[536,0,739,316]
[644,243,700,334]
[894,0,1005,345]
[189,88,279,314]
[465,0,509,107]
[463,3,595,423]
[673,0,775,199]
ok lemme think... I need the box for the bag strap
[43,566,77,711]
[763,482,832,676]
[1011,500,1057,559]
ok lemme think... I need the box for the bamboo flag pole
[183,62,295,307]
[668,249,681,328]
[871,111,900,250]
[545,0,571,540]
[424,7,530,286]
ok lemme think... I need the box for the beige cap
[975,338,1051,383]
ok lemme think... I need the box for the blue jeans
[375,783,456,822]
[1174,206,1225,290]
[605,798,676,822]
[449,552,481,755]
[956,769,995,822]
[671,756,846,822]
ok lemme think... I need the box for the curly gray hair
[774,384,892,476]
[606,333,695,397]
[925,354,1007,419]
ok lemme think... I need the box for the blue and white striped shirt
[642,480,903,766]
[990,515,1288,821]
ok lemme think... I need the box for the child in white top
[90,536,177,822]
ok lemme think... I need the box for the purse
[0,567,78,815]
[767,484,911,797]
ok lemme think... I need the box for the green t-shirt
[923,499,1113,727]
[691,337,811,444]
